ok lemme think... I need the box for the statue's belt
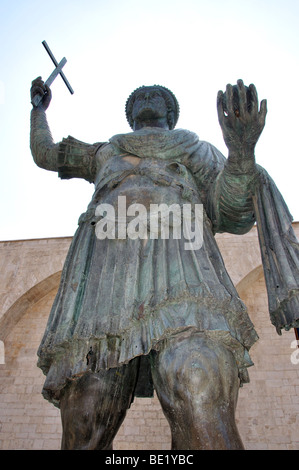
[78,163,201,226]
[95,161,199,199]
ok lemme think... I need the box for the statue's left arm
[211,80,267,234]
[211,81,299,334]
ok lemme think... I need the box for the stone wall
[0,224,299,450]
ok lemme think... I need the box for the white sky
[0,0,298,240]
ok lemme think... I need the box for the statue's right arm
[30,77,59,172]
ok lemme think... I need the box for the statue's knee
[154,334,238,407]
[176,351,223,404]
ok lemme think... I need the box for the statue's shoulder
[184,135,226,179]
[60,135,107,155]
[58,136,107,182]
[196,140,226,167]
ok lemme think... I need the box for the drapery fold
[253,166,299,334]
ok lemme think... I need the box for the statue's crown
[125,85,180,130]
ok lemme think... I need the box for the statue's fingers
[44,84,51,96]
[31,76,44,87]
[237,79,247,117]
[225,84,235,118]
[43,85,52,107]
[31,85,44,98]
[31,77,46,97]
[217,90,225,126]
[249,84,259,115]
[259,99,267,123]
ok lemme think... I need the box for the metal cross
[32,40,74,107]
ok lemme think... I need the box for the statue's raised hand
[31,77,52,111]
[217,80,267,165]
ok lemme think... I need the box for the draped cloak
[36,128,299,407]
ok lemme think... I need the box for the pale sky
[0,0,299,240]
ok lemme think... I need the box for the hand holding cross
[31,41,74,110]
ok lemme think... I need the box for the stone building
[0,224,299,450]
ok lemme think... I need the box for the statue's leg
[59,359,139,450]
[150,331,244,450]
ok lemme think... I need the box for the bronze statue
[30,77,299,450]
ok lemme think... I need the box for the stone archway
[235,266,299,450]
[0,284,62,450]
[0,271,62,342]
[236,265,264,300]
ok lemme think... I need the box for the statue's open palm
[217,80,267,158]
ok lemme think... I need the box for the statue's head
[125,85,179,130]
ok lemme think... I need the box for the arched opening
[236,264,264,300]
[0,284,62,450]
[0,271,62,342]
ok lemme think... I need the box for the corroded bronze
[30,78,299,450]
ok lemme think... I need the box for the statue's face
[131,88,168,124]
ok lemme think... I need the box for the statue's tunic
[37,128,299,407]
